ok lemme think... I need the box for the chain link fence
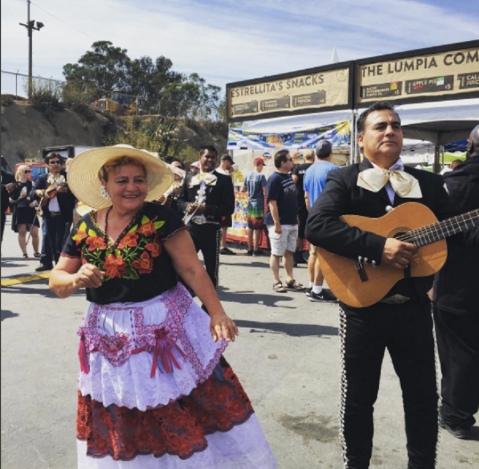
[1,70,65,99]
[1,70,224,123]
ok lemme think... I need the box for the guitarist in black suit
[306,102,468,469]
[30,153,76,269]
[177,145,235,290]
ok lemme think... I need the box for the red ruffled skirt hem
[77,358,254,462]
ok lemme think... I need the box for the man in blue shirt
[265,150,305,293]
[304,140,338,302]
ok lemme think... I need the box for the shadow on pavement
[1,309,19,321]
[222,261,271,269]
[1,284,84,299]
[235,319,338,338]
[218,286,296,308]
[1,260,24,268]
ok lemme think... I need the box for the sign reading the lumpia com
[228,65,351,121]
[357,46,479,104]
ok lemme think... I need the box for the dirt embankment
[1,100,227,171]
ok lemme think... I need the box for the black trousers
[188,223,221,290]
[340,297,438,469]
[434,307,479,429]
[45,214,71,264]
[1,210,6,245]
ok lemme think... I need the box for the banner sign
[227,62,354,122]
[356,40,479,105]
[227,121,350,151]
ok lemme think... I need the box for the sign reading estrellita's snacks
[357,45,479,104]
[227,64,352,122]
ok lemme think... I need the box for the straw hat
[67,145,174,210]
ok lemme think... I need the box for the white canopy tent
[229,99,479,173]
[239,109,353,134]
[395,98,479,146]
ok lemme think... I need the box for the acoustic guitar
[317,202,479,308]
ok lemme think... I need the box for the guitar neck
[400,209,479,247]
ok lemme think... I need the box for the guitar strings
[395,212,479,243]
[394,210,479,245]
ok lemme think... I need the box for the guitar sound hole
[389,227,411,239]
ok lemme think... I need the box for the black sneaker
[309,289,338,303]
[305,287,313,297]
[35,264,52,272]
[253,249,268,257]
[439,415,472,440]
[220,247,236,256]
[246,250,253,256]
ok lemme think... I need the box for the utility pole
[19,0,44,99]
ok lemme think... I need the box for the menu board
[227,63,353,122]
[357,42,479,105]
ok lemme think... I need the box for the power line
[30,1,97,40]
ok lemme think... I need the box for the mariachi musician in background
[306,102,479,469]
[155,158,186,214]
[177,145,235,292]
[30,152,76,270]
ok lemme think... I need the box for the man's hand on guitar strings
[381,238,417,270]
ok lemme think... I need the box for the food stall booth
[224,40,479,248]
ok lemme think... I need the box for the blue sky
[2,0,478,96]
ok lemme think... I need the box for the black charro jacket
[434,156,479,315]
[305,158,468,306]
[177,170,235,225]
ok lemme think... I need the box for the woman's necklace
[104,205,143,251]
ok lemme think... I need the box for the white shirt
[370,158,404,205]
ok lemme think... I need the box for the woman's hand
[74,263,104,289]
[210,312,239,343]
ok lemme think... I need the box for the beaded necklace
[104,205,143,251]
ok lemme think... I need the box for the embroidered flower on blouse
[72,221,89,246]
[70,211,170,281]
[132,251,153,274]
[104,254,127,279]
[145,239,161,258]
[118,232,139,249]
[137,220,156,237]
[86,236,107,252]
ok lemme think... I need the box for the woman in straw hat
[49,146,277,468]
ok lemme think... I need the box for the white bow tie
[191,172,217,186]
[357,167,422,199]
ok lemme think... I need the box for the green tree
[63,41,223,121]
[63,41,131,98]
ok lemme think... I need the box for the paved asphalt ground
[1,215,478,468]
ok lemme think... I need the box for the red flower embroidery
[137,221,155,237]
[145,239,161,258]
[86,236,107,252]
[72,230,87,246]
[118,232,139,249]
[132,251,153,274]
[104,254,127,279]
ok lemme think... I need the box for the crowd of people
[1,101,478,469]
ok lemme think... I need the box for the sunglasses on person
[24,170,31,173]
[49,160,62,165]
